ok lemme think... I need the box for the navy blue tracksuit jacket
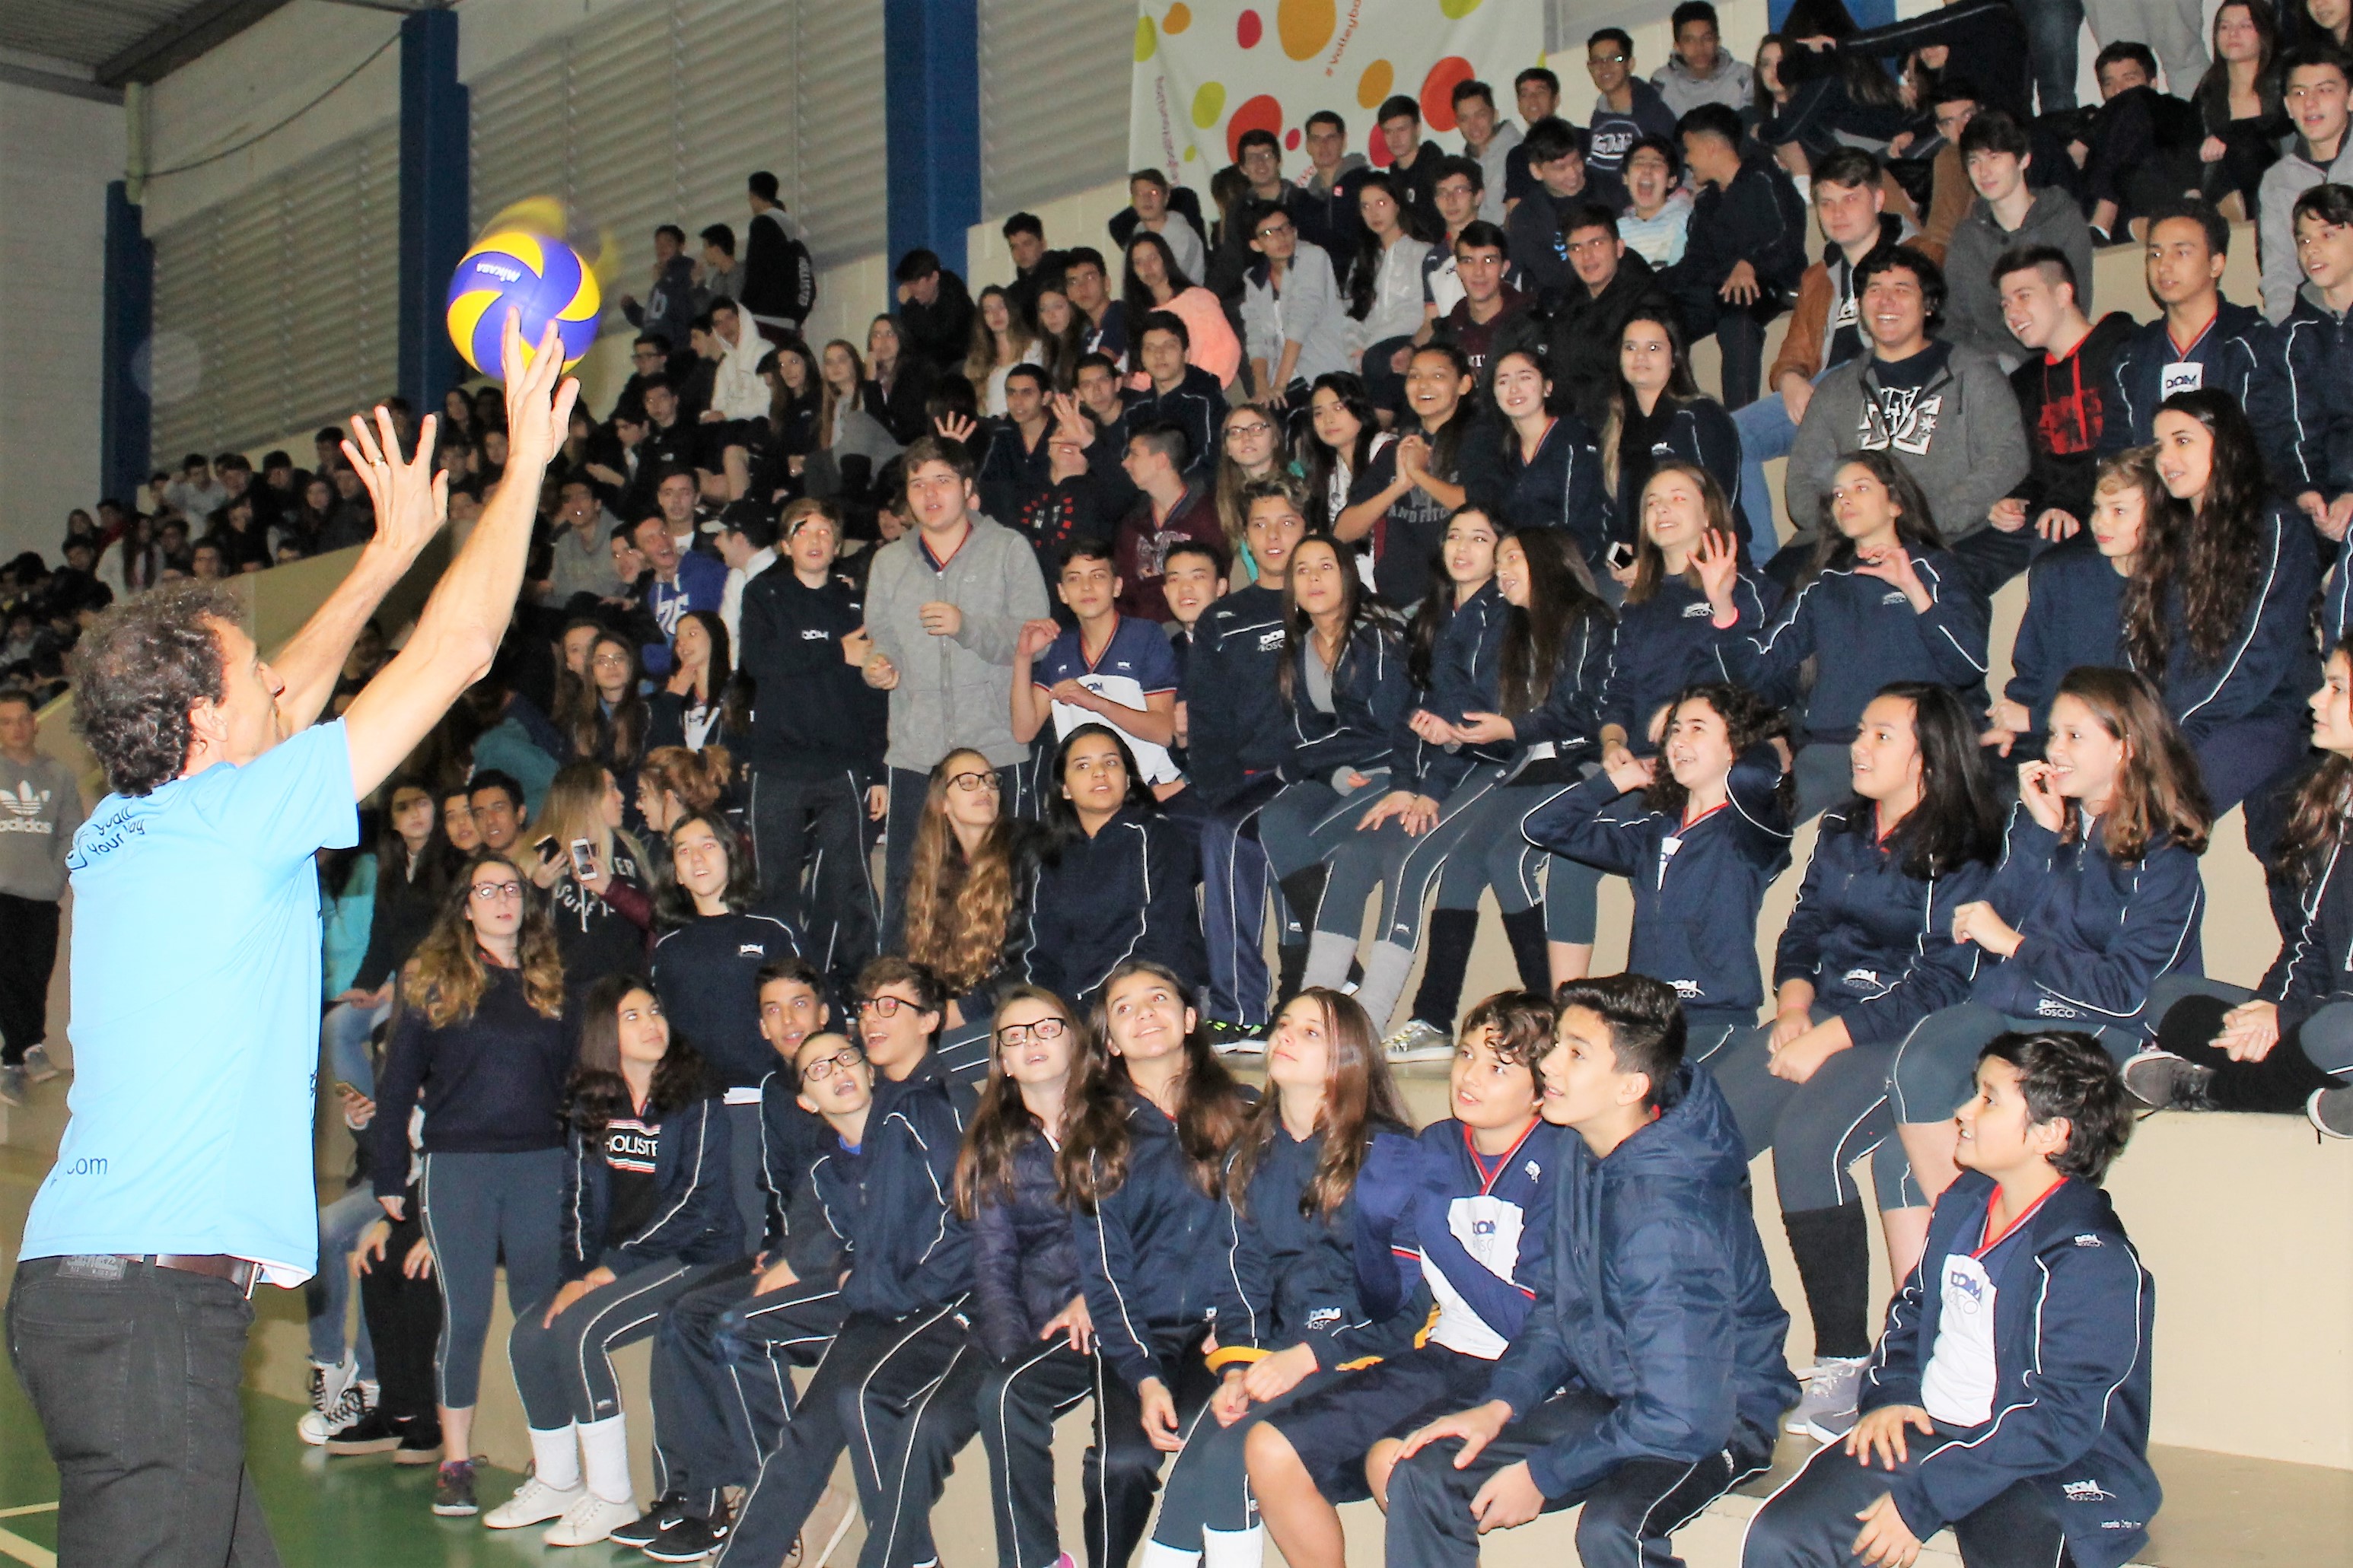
[1717,549,1991,741]
[1485,1064,1797,1500]
[1776,811,1992,1047]
[1024,805,1202,1003]
[1282,618,1413,786]
[561,1093,743,1279]
[1075,1093,1240,1391]
[1397,582,1509,797]
[2004,543,2123,735]
[839,1070,972,1319]
[1523,744,1794,1021]
[1602,571,1773,754]
[1182,584,1288,806]
[2281,289,2353,507]
[971,1132,1081,1363]
[2099,301,2300,490]
[1864,1172,2157,1568]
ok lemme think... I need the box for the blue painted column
[399,7,470,409]
[100,180,152,505]
[884,0,982,280]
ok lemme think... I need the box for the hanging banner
[1129,0,1547,205]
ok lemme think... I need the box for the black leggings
[358,1206,441,1426]
[2150,976,2353,1112]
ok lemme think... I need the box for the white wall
[0,81,126,561]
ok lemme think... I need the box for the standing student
[0,685,80,1104]
[737,499,885,988]
[1065,961,1255,1566]
[1240,199,1348,407]
[1335,343,1476,607]
[1144,989,1415,1568]
[2132,634,2353,1134]
[1710,684,2001,1441]
[1246,994,1563,1568]
[1715,452,1991,822]
[489,976,741,1547]
[370,852,574,1516]
[651,810,802,1242]
[1741,1032,2157,1568]
[1523,685,1795,1061]
[862,436,1053,933]
[1890,668,2210,1230]
[896,748,1044,1077]
[1387,975,1797,1568]
[711,959,975,1568]
[1025,725,1202,1008]
[885,987,1123,1568]
[1185,481,1307,1046]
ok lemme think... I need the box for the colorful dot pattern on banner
[1236,8,1261,47]
[1225,93,1283,161]
[1420,55,1474,131]
[444,230,600,380]
[1278,0,1336,60]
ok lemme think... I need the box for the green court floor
[0,1366,584,1567]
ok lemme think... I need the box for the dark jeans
[1743,1430,2076,1566]
[747,765,878,994]
[1387,1388,1766,1568]
[8,1255,283,1566]
[0,890,60,1064]
[2014,0,2086,112]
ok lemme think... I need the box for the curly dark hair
[1641,681,1792,819]
[1977,1029,2135,1182]
[69,580,244,796]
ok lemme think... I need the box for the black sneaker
[1199,1018,1265,1056]
[644,1511,731,1563]
[322,1406,401,1455]
[393,1417,444,1467]
[432,1458,478,1516]
[610,1492,693,1549]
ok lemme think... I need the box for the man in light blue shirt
[8,312,578,1565]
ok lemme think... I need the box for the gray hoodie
[861,514,1051,771]
[2260,137,2353,323]
[1785,339,2030,546]
[1941,187,2095,369]
[1652,53,1755,119]
[0,750,84,902]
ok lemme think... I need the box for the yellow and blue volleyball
[444,230,600,378]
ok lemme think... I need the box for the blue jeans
[306,1186,381,1379]
[321,997,389,1096]
[1732,371,1836,561]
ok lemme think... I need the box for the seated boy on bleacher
[1383,975,1794,1568]
[1742,1030,2157,1568]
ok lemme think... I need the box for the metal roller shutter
[789,0,886,266]
[979,0,1134,215]
[148,124,401,464]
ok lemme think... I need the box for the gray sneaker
[1382,1019,1454,1064]
[0,1064,23,1106]
[2121,1049,2216,1112]
[2309,1084,2353,1140]
[1787,1354,1867,1442]
[21,1044,59,1082]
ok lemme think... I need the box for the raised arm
[339,313,579,798]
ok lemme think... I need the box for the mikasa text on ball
[445,231,600,378]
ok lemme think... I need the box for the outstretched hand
[498,310,581,469]
[342,408,447,565]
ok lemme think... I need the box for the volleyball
[444,230,601,378]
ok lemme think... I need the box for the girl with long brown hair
[574,628,653,786]
[964,284,1043,418]
[884,988,1135,1568]
[1145,987,1412,1563]
[530,759,654,983]
[2133,635,2353,1135]
[494,974,740,1546]
[367,852,570,1505]
[899,746,1043,1076]
[1889,666,2209,1296]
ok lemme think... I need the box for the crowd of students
[23,4,2353,1564]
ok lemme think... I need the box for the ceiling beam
[0,59,124,105]
[95,0,294,89]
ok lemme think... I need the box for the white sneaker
[21,1044,59,1082]
[1786,1354,1867,1442]
[543,1491,641,1547]
[1382,1019,1454,1064]
[484,1473,585,1529]
[2310,1083,2353,1140]
[298,1353,360,1445]
[298,1376,375,1446]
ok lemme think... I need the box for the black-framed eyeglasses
[996,1016,1071,1048]
[947,771,1001,794]
[856,994,917,1016]
[470,880,523,902]
[800,1045,865,1083]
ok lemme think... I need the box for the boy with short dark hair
[1653,2,1753,118]
[1011,541,1182,787]
[1944,110,2095,369]
[1741,1031,2156,1568]
[1664,103,1809,409]
[2259,45,2353,322]
[1386,975,1795,1568]
[1584,28,1678,185]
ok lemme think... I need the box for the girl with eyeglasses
[900,747,1046,1079]
[1146,988,1415,1565]
[367,853,571,1517]
[1027,725,1202,1009]
[1213,402,1288,584]
[876,988,1137,1568]
[650,809,803,1242]
[490,975,740,1547]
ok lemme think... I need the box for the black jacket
[2006,311,2138,524]
[651,911,804,1089]
[740,209,815,323]
[1466,412,1613,572]
[1025,806,1202,1004]
[737,566,888,785]
[561,1093,743,1279]
[349,845,453,993]
[1543,253,1675,430]
[972,1131,1082,1362]
[1125,366,1227,477]
[1181,584,1290,806]
[899,272,977,375]
[1075,1091,1243,1390]
[371,967,571,1197]
[1665,152,1809,302]
[759,1070,864,1279]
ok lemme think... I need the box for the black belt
[125,1254,261,1296]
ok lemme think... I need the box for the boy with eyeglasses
[712,959,979,1568]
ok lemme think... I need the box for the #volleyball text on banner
[1129,1,1544,205]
